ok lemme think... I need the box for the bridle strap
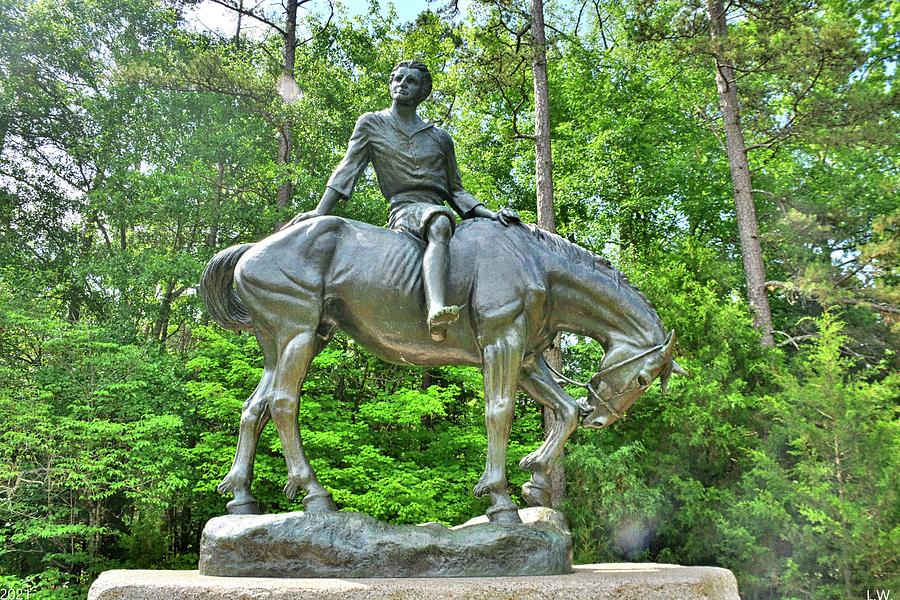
[595,342,666,378]
[544,341,667,422]
[545,361,624,420]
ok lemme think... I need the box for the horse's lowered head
[581,331,687,429]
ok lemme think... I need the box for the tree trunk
[531,0,555,236]
[531,0,565,509]
[218,0,299,218]
[833,434,854,597]
[276,0,299,215]
[67,217,96,322]
[706,0,775,347]
[153,280,175,342]
[276,127,293,211]
[233,0,243,48]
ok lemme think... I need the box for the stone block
[88,564,741,600]
[198,508,571,578]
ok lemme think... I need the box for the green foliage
[0,289,193,595]
[185,329,542,526]
[1,1,896,598]
[759,314,899,598]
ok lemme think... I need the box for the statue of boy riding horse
[201,60,685,524]
[284,60,519,342]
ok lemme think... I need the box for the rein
[596,342,667,378]
[545,341,667,421]
[545,361,623,420]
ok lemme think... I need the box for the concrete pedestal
[88,564,741,599]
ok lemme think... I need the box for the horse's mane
[520,223,613,271]
[518,223,663,330]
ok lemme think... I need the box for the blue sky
[188,0,452,38]
[346,0,437,22]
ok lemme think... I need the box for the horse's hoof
[486,503,522,524]
[428,306,459,341]
[519,452,542,471]
[284,479,302,501]
[217,474,237,495]
[522,481,551,507]
[303,491,338,513]
[473,471,504,499]
[226,497,261,515]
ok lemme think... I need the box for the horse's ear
[672,360,690,377]
[660,359,690,394]
[657,331,678,394]
[662,330,676,359]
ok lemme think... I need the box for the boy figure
[287,60,518,341]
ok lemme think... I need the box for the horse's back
[236,216,345,291]
[327,220,428,300]
[236,216,548,365]
[324,217,542,307]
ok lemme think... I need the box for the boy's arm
[284,114,372,228]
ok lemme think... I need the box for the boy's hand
[493,207,520,226]
[282,211,320,230]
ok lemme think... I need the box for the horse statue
[200,216,684,523]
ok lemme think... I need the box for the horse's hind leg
[269,326,336,512]
[217,379,270,514]
[517,355,580,508]
[217,328,277,514]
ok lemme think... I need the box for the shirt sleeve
[325,114,373,198]
[444,131,484,218]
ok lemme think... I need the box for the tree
[180,0,338,222]
[529,0,566,508]
[705,0,774,346]
[752,314,898,598]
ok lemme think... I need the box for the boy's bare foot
[428,305,460,341]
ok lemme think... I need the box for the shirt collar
[382,108,434,137]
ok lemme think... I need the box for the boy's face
[390,67,425,107]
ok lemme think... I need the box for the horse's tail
[200,243,255,332]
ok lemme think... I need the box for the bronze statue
[284,60,518,341]
[200,60,684,524]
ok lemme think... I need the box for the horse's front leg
[517,355,580,508]
[474,318,525,524]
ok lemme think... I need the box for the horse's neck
[548,261,663,348]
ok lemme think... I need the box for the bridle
[545,341,667,421]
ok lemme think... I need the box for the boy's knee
[427,215,452,242]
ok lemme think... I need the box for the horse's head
[580,331,685,429]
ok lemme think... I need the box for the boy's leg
[423,215,458,341]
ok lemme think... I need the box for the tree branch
[766,280,900,315]
[207,0,286,36]
[296,0,334,47]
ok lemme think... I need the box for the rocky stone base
[88,564,741,600]
[198,507,571,578]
